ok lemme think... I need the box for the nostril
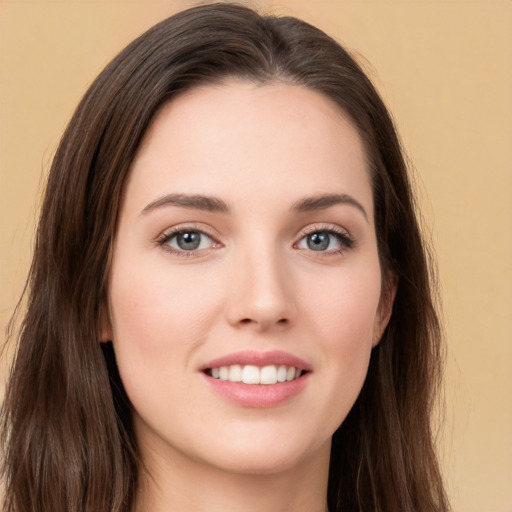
[238,317,288,326]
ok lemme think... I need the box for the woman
[0,3,449,511]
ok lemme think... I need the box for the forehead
[125,80,373,218]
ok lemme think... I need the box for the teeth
[260,365,277,385]
[277,365,287,382]
[242,365,260,384]
[209,364,303,384]
[229,364,242,382]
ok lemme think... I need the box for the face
[103,81,393,476]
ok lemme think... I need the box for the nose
[224,246,296,332]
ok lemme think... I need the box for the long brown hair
[1,3,449,511]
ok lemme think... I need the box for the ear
[372,272,398,347]
[98,304,113,343]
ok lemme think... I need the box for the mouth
[204,364,306,385]
[199,350,311,407]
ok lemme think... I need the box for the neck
[133,439,331,512]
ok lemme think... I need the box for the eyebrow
[291,193,368,222]
[142,193,230,215]
[141,192,368,221]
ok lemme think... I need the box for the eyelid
[156,223,222,256]
[155,222,355,257]
[299,223,351,237]
[294,223,355,252]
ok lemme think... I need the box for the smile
[200,350,311,407]
[206,364,303,385]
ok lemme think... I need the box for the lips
[201,350,311,373]
[208,364,302,384]
[200,350,311,407]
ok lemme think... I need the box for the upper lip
[200,350,312,372]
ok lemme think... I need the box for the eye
[296,229,353,253]
[159,229,217,253]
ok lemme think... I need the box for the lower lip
[202,373,310,408]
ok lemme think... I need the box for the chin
[197,429,332,476]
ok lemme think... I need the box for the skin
[101,81,395,512]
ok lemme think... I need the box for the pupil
[307,232,329,251]
[177,232,201,250]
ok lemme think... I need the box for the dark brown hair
[1,3,449,511]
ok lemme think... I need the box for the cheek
[110,258,218,336]
[107,260,224,386]
[304,264,382,346]
[107,263,225,432]
[301,265,381,419]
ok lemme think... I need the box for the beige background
[1,1,510,510]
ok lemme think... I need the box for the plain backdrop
[1,1,511,511]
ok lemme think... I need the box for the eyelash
[295,224,355,255]
[156,224,355,257]
[156,225,220,258]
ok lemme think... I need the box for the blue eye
[297,230,352,252]
[163,230,215,252]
